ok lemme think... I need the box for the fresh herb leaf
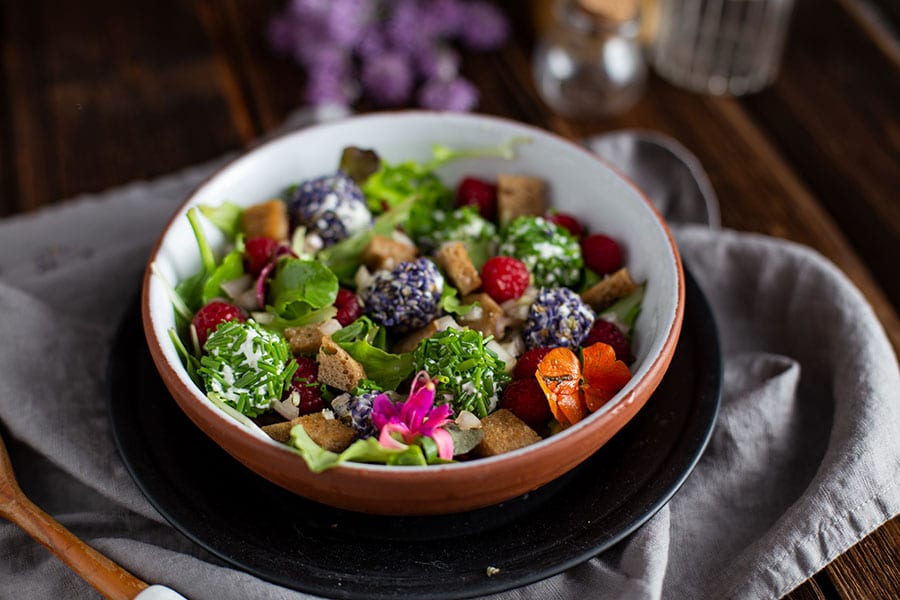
[362,161,452,214]
[426,136,530,169]
[268,258,339,320]
[332,317,414,389]
[290,425,409,472]
[201,237,246,306]
[600,285,645,337]
[199,201,243,238]
[439,285,476,317]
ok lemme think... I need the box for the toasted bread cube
[580,267,638,312]
[361,235,418,271]
[263,414,356,452]
[318,336,367,392]
[242,199,289,241]
[497,174,546,225]
[461,292,507,339]
[284,319,342,355]
[474,409,541,457]
[436,241,482,296]
[394,320,440,354]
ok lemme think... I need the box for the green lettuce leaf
[332,316,413,389]
[268,258,339,320]
[199,201,244,238]
[439,285,476,317]
[201,236,246,306]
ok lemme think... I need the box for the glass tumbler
[648,0,795,96]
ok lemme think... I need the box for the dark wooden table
[1,0,898,597]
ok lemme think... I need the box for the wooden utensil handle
[6,495,149,600]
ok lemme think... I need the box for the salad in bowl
[143,112,683,515]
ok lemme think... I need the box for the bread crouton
[497,174,546,225]
[317,337,367,392]
[394,320,440,354]
[361,235,418,271]
[474,409,541,457]
[461,292,507,339]
[580,267,638,311]
[284,320,341,355]
[242,199,289,241]
[436,241,482,295]
[263,413,356,452]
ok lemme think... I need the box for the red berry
[481,256,530,303]
[244,236,280,276]
[546,212,584,238]
[514,347,554,380]
[500,378,552,431]
[456,177,497,221]
[288,357,324,415]
[192,300,246,348]
[334,288,362,326]
[583,319,632,363]
[581,234,623,275]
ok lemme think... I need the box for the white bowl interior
[146,112,680,458]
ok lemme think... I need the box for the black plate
[108,269,721,600]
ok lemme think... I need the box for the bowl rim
[142,110,685,478]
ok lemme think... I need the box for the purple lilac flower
[419,0,465,38]
[385,0,431,52]
[360,51,415,105]
[327,0,376,49]
[458,1,509,51]
[417,76,479,112]
[355,25,388,58]
[371,372,454,460]
[416,44,460,82]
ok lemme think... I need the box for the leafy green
[256,306,338,332]
[199,201,244,238]
[600,285,645,337]
[362,161,452,214]
[268,258,339,320]
[426,136,530,169]
[290,425,421,472]
[439,285,476,317]
[168,328,200,383]
[201,236,245,306]
[290,424,452,471]
[332,316,414,389]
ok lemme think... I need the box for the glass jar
[533,0,647,118]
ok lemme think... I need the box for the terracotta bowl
[143,111,684,515]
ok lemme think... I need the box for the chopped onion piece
[273,395,300,420]
[220,275,253,300]
[455,410,482,430]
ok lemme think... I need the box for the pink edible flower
[371,372,454,460]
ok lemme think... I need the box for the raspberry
[244,236,280,276]
[581,234,623,275]
[500,378,551,431]
[334,288,362,326]
[513,347,553,380]
[288,357,324,415]
[583,319,632,363]
[481,256,530,303]
[546,212,584,239]
[192,300,246,348]
[456,177,497,221]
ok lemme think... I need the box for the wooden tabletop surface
[1,0,898,597]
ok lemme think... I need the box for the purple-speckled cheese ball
[522,287,595,350]
[289,172,371,246]
[361,258,444,333]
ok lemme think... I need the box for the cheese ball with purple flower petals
[522,287,595,350]
[361,258,445,332]
[289,173,372,246]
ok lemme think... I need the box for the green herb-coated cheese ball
[198,320,296,417]
[497,216,583,288]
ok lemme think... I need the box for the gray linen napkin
[1,110,898,600]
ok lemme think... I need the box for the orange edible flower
[535,347,587,427]
[582,342,632,411]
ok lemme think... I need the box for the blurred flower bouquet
[267,0,509,112]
